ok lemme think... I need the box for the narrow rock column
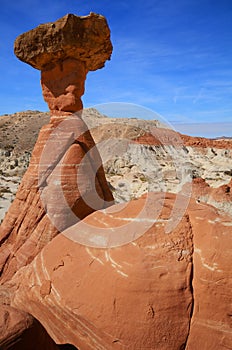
[41,58,87,116]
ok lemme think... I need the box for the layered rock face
[8,193,232,349]
[0,13,113,348]
[1,110,232,218]
[0,11,113,283]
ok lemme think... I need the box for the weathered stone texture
[14,13,112,71]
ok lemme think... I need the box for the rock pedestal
[0,11,113,282]
[0,13,113,348]
[41,59,87,115]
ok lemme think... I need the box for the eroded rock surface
[7,193,232,350]
[192,177,232,215]
[0,114,113,284]
[186,199,232,349]
[1,10,114,283]
[14,13,112,71]
[0,12,113,348]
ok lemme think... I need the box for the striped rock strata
[7,193,232,350]
[0,13,113,348]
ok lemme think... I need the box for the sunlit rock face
[14,13,112,116]
[0,13,113,348]
[9,193,232,350]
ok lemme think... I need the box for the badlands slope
[0,108,232,223]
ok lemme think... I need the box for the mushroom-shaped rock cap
[14,13,113,71]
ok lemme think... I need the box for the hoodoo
[0,13,113,348]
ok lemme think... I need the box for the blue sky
[0,0,232,137]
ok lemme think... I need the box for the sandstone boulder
[8,193,232,349]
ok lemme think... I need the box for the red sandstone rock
[134,129,232,149]
[192,177,210,198]
[0,12,113,347]
[211,178,232,202]
[10,194,193,349]
[192,177,232,216]
[14,13,112,116]
[181,134,232,149]
[186,199,232,349]
[0,10,113,282]
[0,115,113,284]
[0,306,59,350]
[8,193,232,349]
[134,128,182,147]
[41,59,87,113]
